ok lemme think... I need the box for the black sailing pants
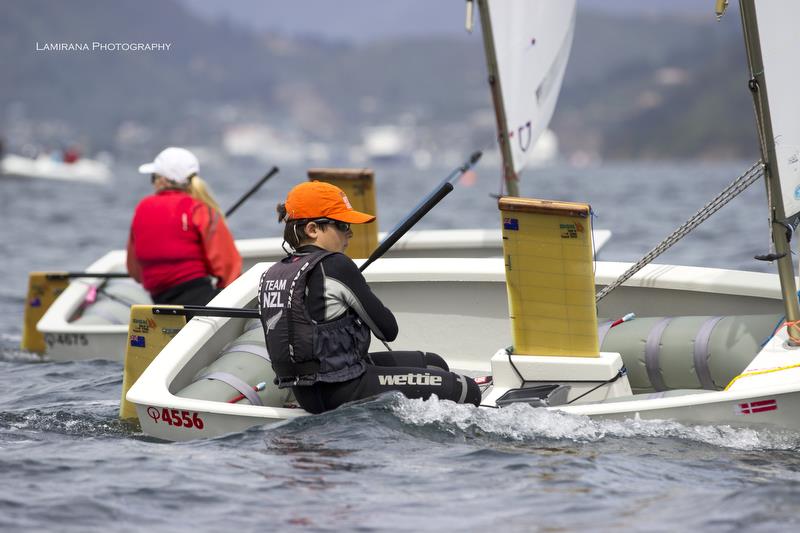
[292,351,481,414]
[151,276,219,306]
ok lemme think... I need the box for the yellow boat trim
[724,362,800,391]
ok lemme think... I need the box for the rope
[724,362,800,391]
[785,320,800,345]
[496,350,627,406]
[566,367,627,405]
[76,279,139,307]
[596,160,765,302]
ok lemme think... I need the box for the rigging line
[751,78,778,253]
[566,367,627,405]
[591,209,598,278]
[595,160,765,303]
[75,279,139,307]
[476,131,507,197]
[507,349,529,386]
[741,15,775,250]
[472,132,505,197]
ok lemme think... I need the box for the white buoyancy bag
[599,314,782,393]
[176,319,293,407]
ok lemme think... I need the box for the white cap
[138,147,199,184]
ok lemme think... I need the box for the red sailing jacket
[126,189,242,295]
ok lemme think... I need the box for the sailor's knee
[422,351,449,372]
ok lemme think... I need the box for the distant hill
[180,0,712,44]
[0,0,284,151]
[555,8,757,159]
[0,0,759,160]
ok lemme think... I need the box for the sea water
[2,158,798,532]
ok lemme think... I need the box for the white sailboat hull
[1,154,111,184]
[127,258,790,441]
[558,386,800,429]
[137,385,800,442]
[482,341,800,431]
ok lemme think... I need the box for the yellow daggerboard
[119,305,186,420]
[21,272,70,353]
[308,168,378,259]
[499,197,599,357]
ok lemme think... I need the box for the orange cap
[284,181,376,224]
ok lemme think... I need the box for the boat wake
[263,392,800,453]
[0,333,40,362]
[389,394,800,451]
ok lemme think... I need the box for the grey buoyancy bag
[599,314,782,393]
[258,251,370,387]
[175,318,293,407]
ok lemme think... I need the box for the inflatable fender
[176,319,293,407]
[600,314,782,393]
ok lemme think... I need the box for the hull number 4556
[146,407,204,429]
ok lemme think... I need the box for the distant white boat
[527,128,558,166]
[481,128,559,170]
[0,153,111,184]
[222,124,306,165]
[362,125,411,163]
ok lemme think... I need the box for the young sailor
[258,180,481,414]
[127,147,242,305]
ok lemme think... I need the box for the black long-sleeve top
[296,245,398,342]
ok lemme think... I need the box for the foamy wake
[391,394,800,451]
[0,333,41,362]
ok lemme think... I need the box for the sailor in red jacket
[127,147,242,305]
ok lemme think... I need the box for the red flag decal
[736,399,777,415]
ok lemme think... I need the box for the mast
[477,0,519,197]
[739,0,800,335]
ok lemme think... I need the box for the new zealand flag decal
[130,335,146,348]
[504,218,519,231]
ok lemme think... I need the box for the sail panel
[487,0,576,175]
[754,0,800,219]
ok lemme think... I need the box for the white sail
[753,0,800,219]
[485,0,576,175]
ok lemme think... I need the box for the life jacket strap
[272,360,320,379]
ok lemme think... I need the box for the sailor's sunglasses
[311,218,351,233]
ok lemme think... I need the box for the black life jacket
[258,250,370,388]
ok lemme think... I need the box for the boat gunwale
[41,259,786,336]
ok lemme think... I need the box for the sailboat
[480,0,800,427]
[1,153,111,184]
[123,0,799,441]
